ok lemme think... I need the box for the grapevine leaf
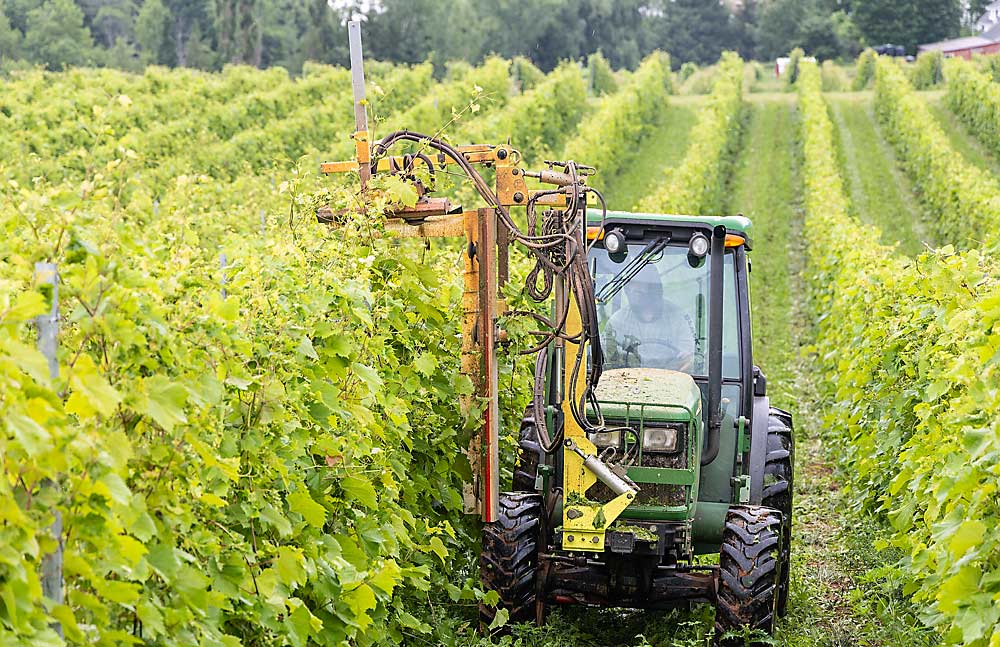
[7,413,50,457]
[341,474,378,509]
[140,376,188,431]
[288,491,326,529]
[949,520,986,558]
[68,355,121,418]
[297,335,319,360]
[342,583,377,630]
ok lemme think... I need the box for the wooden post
[461,212,482,515]
[477,208,499,524]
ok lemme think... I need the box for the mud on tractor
[324,22,793,645]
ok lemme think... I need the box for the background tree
[852,0,961,51]
[215,0,262,66]
[23,0,95,69]
[0,0,20,59]
[134,0,170,64]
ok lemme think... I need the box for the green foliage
[0,59,596,646]
[786,48,804,86]
[677,62,697,83]
[461,61,588,163]
[801,59,1000,647]
[755,0,861,61]
[638,52,743,215]
[0,0,20,59]
[853,48,876,90]
[564,52,672,192]
[511,56,544,91]
[945,56,1000,166]
[909,51,943,89]
[851,0,962,54]
[379,56,511,144]
[977,53,1000,83]
[587,51,617,96]
[820,60,848,91]
[678,64,717,95]
[873,56,1000,246]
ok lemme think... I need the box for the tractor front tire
[480,492,543,628]
[763,407,794,616]
[714,506,782,647]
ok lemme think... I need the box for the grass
[726,96,800,407]
[923,93,1000,176]
[827,92,928,254]
[601,99,699,211]
[825,92,929,256]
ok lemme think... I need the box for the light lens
[689,234,709,257]
[605,230,625,254]
[642,426,679,452]
[590,430,621,447]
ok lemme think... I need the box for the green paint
[692,501,730,549]
[627,466,696,486]
[593,368,701,423]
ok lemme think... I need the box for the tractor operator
[604,264,698,372]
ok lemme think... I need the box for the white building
[976,0,1000,32]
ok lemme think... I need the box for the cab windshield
[592,242,740,378]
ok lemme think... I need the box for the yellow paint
[560,290,633,552]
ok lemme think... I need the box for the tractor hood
[592,368,702,424]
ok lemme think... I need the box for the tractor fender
[748,394,770,505]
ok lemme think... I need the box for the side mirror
[753,365,767,397]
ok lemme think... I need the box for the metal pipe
[348,20,370,189]
[565,440,637,496]
[702,225,726,466]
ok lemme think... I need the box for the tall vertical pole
[348,20,371,190]
[35,262,62,638]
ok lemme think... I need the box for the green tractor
[481,210,794,642]
[321,20,792,643]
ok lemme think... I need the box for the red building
[919,24,1000,59]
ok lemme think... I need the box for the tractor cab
[584,211,757,539]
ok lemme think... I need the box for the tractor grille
[585,423,690,507]
[635,452,687,507]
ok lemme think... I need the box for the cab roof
[586,209,754,250]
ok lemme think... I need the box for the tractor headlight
[642,426,680,453]
[604,229,626,255]
[688,233,710,258]
[590,430,621,447]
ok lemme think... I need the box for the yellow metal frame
[560,292,634,552]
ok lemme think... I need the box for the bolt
[512,168,519,175]
[592,537,599,544]
[513,192,524,203]
[496,149,508,160]
[568,535,574,542]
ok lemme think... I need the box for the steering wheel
[623,338,695,372]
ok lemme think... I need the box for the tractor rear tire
[763,407,794,616]
[512,410,541,492]
[480,492,543,628]
[714,506,782,647]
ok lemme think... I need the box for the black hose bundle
[368,130,608,454]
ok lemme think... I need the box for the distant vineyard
[801,60,1000,647]
[872,56,1000,246]
[637,52,743,215]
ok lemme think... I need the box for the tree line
[0,0,979,74]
